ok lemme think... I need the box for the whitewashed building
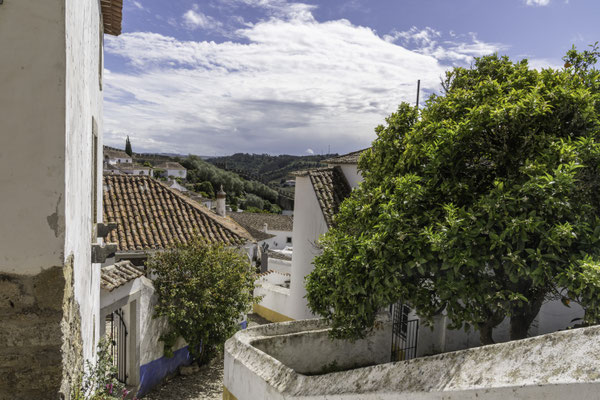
[229,212,294,250]
[104,146,133,165]
[101,174,253,396]
[155,161,187,179]
[0,0,124,397]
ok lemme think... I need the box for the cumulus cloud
[525,0,550,6]
[182,8,222,31]
[104,7,504,155]
[384,27,505,65]
[306,148,314,155]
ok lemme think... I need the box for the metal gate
[106,309,128,383]
[391,302,419,361]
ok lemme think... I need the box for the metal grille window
[391,302,419,361]
[106,309,128,383]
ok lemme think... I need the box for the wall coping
[225,319,600,398]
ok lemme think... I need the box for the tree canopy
[125,136,132,157]
[306,48,600,344]
[147,239,257,364]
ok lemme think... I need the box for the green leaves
[306,50,600,341]
[147,238,257,364]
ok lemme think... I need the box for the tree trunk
[509,295,544,341]
[479,324,495,345]
[478,312,504,345]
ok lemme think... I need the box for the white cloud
[306,148,314,155]
[132,1,144,10]
[182,8,222,31]
[104,10,505,155]
[525,0,550,6]
[384,27,505,65]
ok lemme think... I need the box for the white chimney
[216,185,226,217]
[263,223,268,232]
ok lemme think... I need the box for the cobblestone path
[142,314,270,399]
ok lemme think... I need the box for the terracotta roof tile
[323,148,369,165]
[103,175,251,252]
[155,162,187,170]
[307,166,352,228]
[228,212,293,232]
[101,0,124,36]
[101,261,144,292]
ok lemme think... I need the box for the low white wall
[224,319,600,400]
[268,258,292,274]
[264,230,293,250]
[255,282,294,320]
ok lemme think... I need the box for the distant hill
[207,153,336,184]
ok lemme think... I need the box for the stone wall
[0,266,73,399]
[224,318,600,400]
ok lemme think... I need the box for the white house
[228,212,294,250]
[101,174,253,396]
[0,0,123,396]
[104,146,133,165]
[155,161,187,179]
[114,162,153,177]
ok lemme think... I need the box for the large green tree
[147,238,257,364]
[306,49,600,344]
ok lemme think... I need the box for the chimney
[216,185,226,217]
[263,223,268,232]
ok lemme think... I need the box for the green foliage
[71,338,135,400]
[125,136,132,157]
[207,152,332,183]
[183,156,279,203]
[306,51,600,342]
[147,238,257,364]
[194,181,215,198]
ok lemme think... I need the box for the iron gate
[391,302,419,361]
[106,309,128,383]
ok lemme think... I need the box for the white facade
[166,168,187,179]
[262,229,293,250]
[0,0,105,395]
[108,156,132,165]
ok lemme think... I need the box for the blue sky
[103,0,600,156]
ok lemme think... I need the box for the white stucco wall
[64,0,104,362]
[167,169,187,179]
[288,175,329,320]
[0,0,67,275]
[267,258,292,274]
[263,230,293,250]
[225,319,600,400]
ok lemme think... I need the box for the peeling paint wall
[0,0,66,275]
[0,0,103,397]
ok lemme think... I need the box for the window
[286,237,292,244]
[92,118,99,235]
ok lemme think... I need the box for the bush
[147,238,257,364]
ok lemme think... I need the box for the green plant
[125,136,132,157]
[147,238,258,365]
[306,50,600,344]
[71,338,136,400]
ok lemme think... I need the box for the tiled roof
[307,167,352,228]
[101,261,144,292]
[104,146,130,160]
[245,226,277,242]
[115,163,150,171]
[229,212,294,232]
[156,162,187,170]
[323,148,369,165]
[101,0,124,36]
[268,250,292,261]
[103,175,251,251]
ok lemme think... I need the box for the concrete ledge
[224,319,600,400]
[252,303,294,323]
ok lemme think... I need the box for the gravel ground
[142,314,270,399]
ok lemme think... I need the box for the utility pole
[416,79,421,109]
